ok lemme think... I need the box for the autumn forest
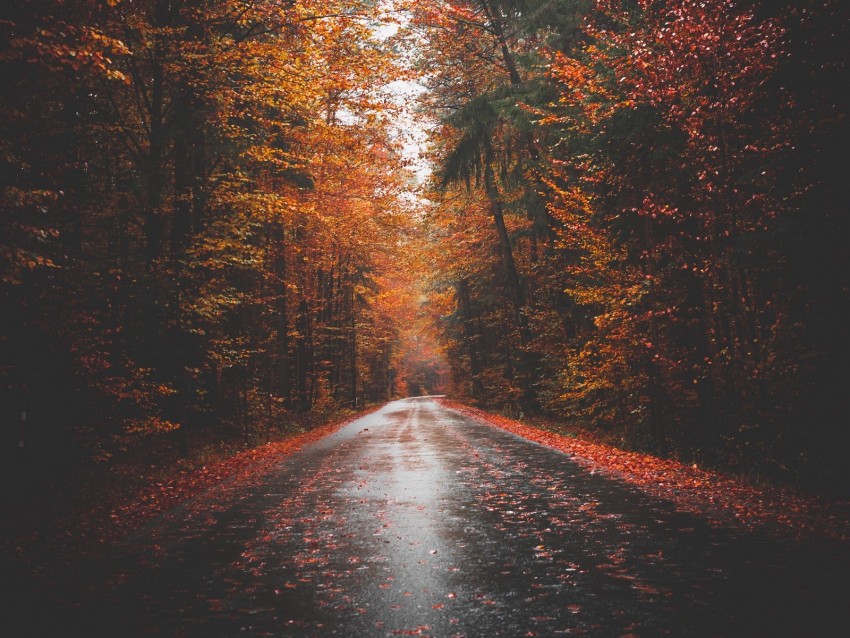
[2,0,849,521]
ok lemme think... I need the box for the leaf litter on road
[440,399,850,543]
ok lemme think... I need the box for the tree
[0,0,422,493]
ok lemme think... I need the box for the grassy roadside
[440,398,850,544]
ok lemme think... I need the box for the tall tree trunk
[144,58,165,265]
[144,2,172,265]
[273,222,291,407]
[192,130,208,234]
[643,218,667,453]
[483,161,529,347]
[296,298,311,411]
[330,255,346,399]
[458,278,484,398]
[171,92,193,255]
[684,268,718,447]
[350,286,358,408]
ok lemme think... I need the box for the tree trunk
[144,2,170,265]
[350,289,358,408]
[458,278,484,398]
[644,217,667,453]
[478,0,523,85]
[273,222,291,407]
[296,298,311,411]
[192,130,208,234]
[483,162,530,347]
[171,93,193,255]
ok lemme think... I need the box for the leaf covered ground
[440,399,850,544]
[4,406,382,570]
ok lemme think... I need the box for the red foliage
[440,399,850,543]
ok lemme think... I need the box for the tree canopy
[2,0,849,495]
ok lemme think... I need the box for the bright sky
[375,1,434,187]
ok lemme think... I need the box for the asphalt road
[35,398,850,636]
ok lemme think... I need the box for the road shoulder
[439,398,850,544]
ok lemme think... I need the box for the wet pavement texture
[37,398,850,636]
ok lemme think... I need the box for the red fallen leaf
[446,592,457,598]
[432,603,444,609]
[632,582,660,594]
[31,406,386,566]
[207,598,225,611]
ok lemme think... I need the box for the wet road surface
[45,398,850,635]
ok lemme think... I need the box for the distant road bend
[48,397,850,636]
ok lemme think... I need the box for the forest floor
[2,405,382,572]
[440,399,850,545]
